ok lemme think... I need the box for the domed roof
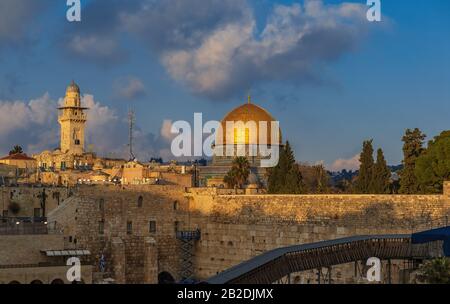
[219,98,281,145]
[66,80,80,93]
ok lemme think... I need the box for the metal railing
[0,221,55,235]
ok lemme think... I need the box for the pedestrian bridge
[206,226,450,284]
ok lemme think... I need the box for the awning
[42,250,91,257]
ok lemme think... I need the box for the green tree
[417,258,450,284]
[267,141,304,194]
[298,163,330,193]
[9,145,23,155]
[415,131,450,193]
[399,128,426,194]
[371,148,391,194]
[355,140,374,194]
[223,157,250,189]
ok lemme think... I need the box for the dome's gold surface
[219,102,281,145]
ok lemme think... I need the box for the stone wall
[48,184,189,283]
[46,184,450,284]
[0,234,92,284]
[0,235,64,265]
[186,188,450,282]
[0,265,92,284]
[0,186,72,218]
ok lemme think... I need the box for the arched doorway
[30,280,43,284]
[8,281,20,284]
[51,279,64,284]
[158,272,175,284]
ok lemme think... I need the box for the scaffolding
[176,229,201,280]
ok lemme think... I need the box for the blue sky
[0,0,449,170]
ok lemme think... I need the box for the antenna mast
[128,108,136,161]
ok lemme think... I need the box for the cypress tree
[267,141,304,194]
[355,140,374,194]
[399,128,426,194]
[371,148,391,194]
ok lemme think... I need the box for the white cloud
[328,154,360,172]
[0,93,175,160]
[113,76,146,100]
[157,0,367,99]
[62,0,370,100]
[160,120,174,141]
[0,93,55,136]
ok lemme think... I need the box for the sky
[0,0,449,170]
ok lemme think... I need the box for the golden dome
[66,80,80,93]
[219,99,281,146]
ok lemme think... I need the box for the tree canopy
[355,140,375,194]
[417,258,450,284]
[415,130,450,193]
[371,148,391,194]
[224,157,250,189]
[267,141,304,194]
[9,145,23,155]
[399,128,426,194]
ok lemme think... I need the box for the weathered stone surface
[45,184,450,284]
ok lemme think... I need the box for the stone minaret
[58,81,88,155]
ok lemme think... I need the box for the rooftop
[0,153,36,161]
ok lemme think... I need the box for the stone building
[47,185,188,284]
[0,164,17,186]
[31,82,189,187]
[34,81,95,172]
[31,82,127,185]
[0,227,92,284]
[0,153,37,170]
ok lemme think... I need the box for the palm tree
[9,145,23,155]
[224,157,250,189]
[416,258,450,284]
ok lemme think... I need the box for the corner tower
[58,81,88,155]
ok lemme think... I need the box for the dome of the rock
[218,99,282,146]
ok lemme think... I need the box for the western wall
[186,186,450,283]
[42,181,450,284]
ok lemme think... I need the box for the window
[174,221,179,233]
[173,200,179,211]
[2,210,8,217]
[61,162,66,170]
[137,196,143,208]
[99,221,104,235]
[75,139,80,145]
[127,221,133,235]
[99,199,104,212]
[149,221,156,233]
[34,208,41,217]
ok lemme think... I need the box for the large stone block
[445,181,450,197]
